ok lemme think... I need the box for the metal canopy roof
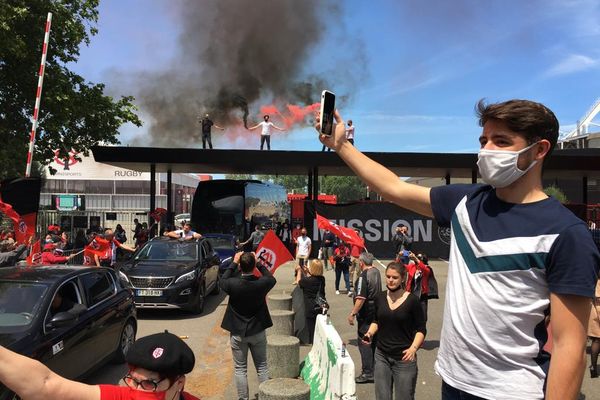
[91,146,600,179]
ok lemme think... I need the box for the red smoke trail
[208,102,320,149]
[260,103,320,129]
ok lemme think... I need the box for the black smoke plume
[129,0,359,146]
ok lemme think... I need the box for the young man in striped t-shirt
[318,99,599,400]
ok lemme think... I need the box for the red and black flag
[0,178,41,245]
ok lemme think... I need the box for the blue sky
[71,0,600,154]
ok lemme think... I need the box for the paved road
[86,259,600,400]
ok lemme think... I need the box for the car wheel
[189,283,205,315]
[210,275,220,295]
[113,319,137,363]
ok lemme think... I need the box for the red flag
[149,208,167,222]
[0,199,20,225]
[316,213,365,249]
[26,240,42,266]
[254,230,294,276]
[83,237,111,265]
[0,199,35,245]
[1,178,41,245]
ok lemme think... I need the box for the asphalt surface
[85,259,600,400]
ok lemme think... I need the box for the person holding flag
[86,228,135,267]
[220,251,276,400]
[41,243,76,265]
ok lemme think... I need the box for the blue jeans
[374,347,417,400]
[230,330,270,400]
[441,381,487,400]
[335,263,350,291]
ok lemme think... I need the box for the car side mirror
[49,311,77,328]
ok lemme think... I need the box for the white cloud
[543,54,598,77]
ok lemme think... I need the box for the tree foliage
[544,185,568,203]
[319,176,366,202]
[0,0,141,179]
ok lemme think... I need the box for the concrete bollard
[268,293,293,311]
[267,335,300,378]
[258,378,310,400]
[268,310,294,336]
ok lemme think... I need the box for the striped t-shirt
[431,184,599,400]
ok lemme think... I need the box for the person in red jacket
[404,252,431,320]
[0,331,201,400]
[41,243,75,265]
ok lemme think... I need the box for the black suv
[117,237,220,314]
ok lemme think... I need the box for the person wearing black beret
[0,330,201,400]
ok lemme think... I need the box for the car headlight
[175,270,196,283]
[118,270,130,283]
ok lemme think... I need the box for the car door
[200,241,218,291]
[78,270,122,368]
[41,278,94,379]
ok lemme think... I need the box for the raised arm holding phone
[317,96,599,400]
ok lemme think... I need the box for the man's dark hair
[263,114,269,119]
[476,99,559,158]
[239,252,256,273]
[184,223,192,228]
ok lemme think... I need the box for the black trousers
[202,132,213,149]
[260,135,271,150]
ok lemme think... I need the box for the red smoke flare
[259,103,320,129]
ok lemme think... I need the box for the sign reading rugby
[305,202,450,259]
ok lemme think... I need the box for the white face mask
[477,142,539,188]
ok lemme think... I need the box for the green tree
[0,0,141,179]
[258,175,307,193]
[225,174,255,180]
[320,176,366,202]
[544,185,568,203]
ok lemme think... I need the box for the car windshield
[206,237,233,250]
[134,241,197,261]
[0,281,48,330]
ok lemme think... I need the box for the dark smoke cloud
[128,0,358,147]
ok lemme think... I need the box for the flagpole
[25,12,52,177]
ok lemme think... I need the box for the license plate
[136,289,163,296]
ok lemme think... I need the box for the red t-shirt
[350,244,362,258]
[99,385,200,400]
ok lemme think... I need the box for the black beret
[126,331,195,375]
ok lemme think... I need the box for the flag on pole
[316,213,365,249]
[254,230,294,276]
[83,237,111,265]
[26,239,42,266]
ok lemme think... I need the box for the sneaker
[347,291,354,297]
[355,374,374,384]
[335,290,340,295]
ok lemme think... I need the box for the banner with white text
[304,201,450,259]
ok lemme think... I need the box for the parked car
[203,233,238,275]
[0,265,137,400]
[174,213,191,226]
[117,237,220,314]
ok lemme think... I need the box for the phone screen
[320,90,335,136]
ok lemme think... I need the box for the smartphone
[362,334,371,344]
[319,90,336,136]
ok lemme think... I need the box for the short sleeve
[546,223,600,297]
[356,272,368,299]
[430,184,483,227]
